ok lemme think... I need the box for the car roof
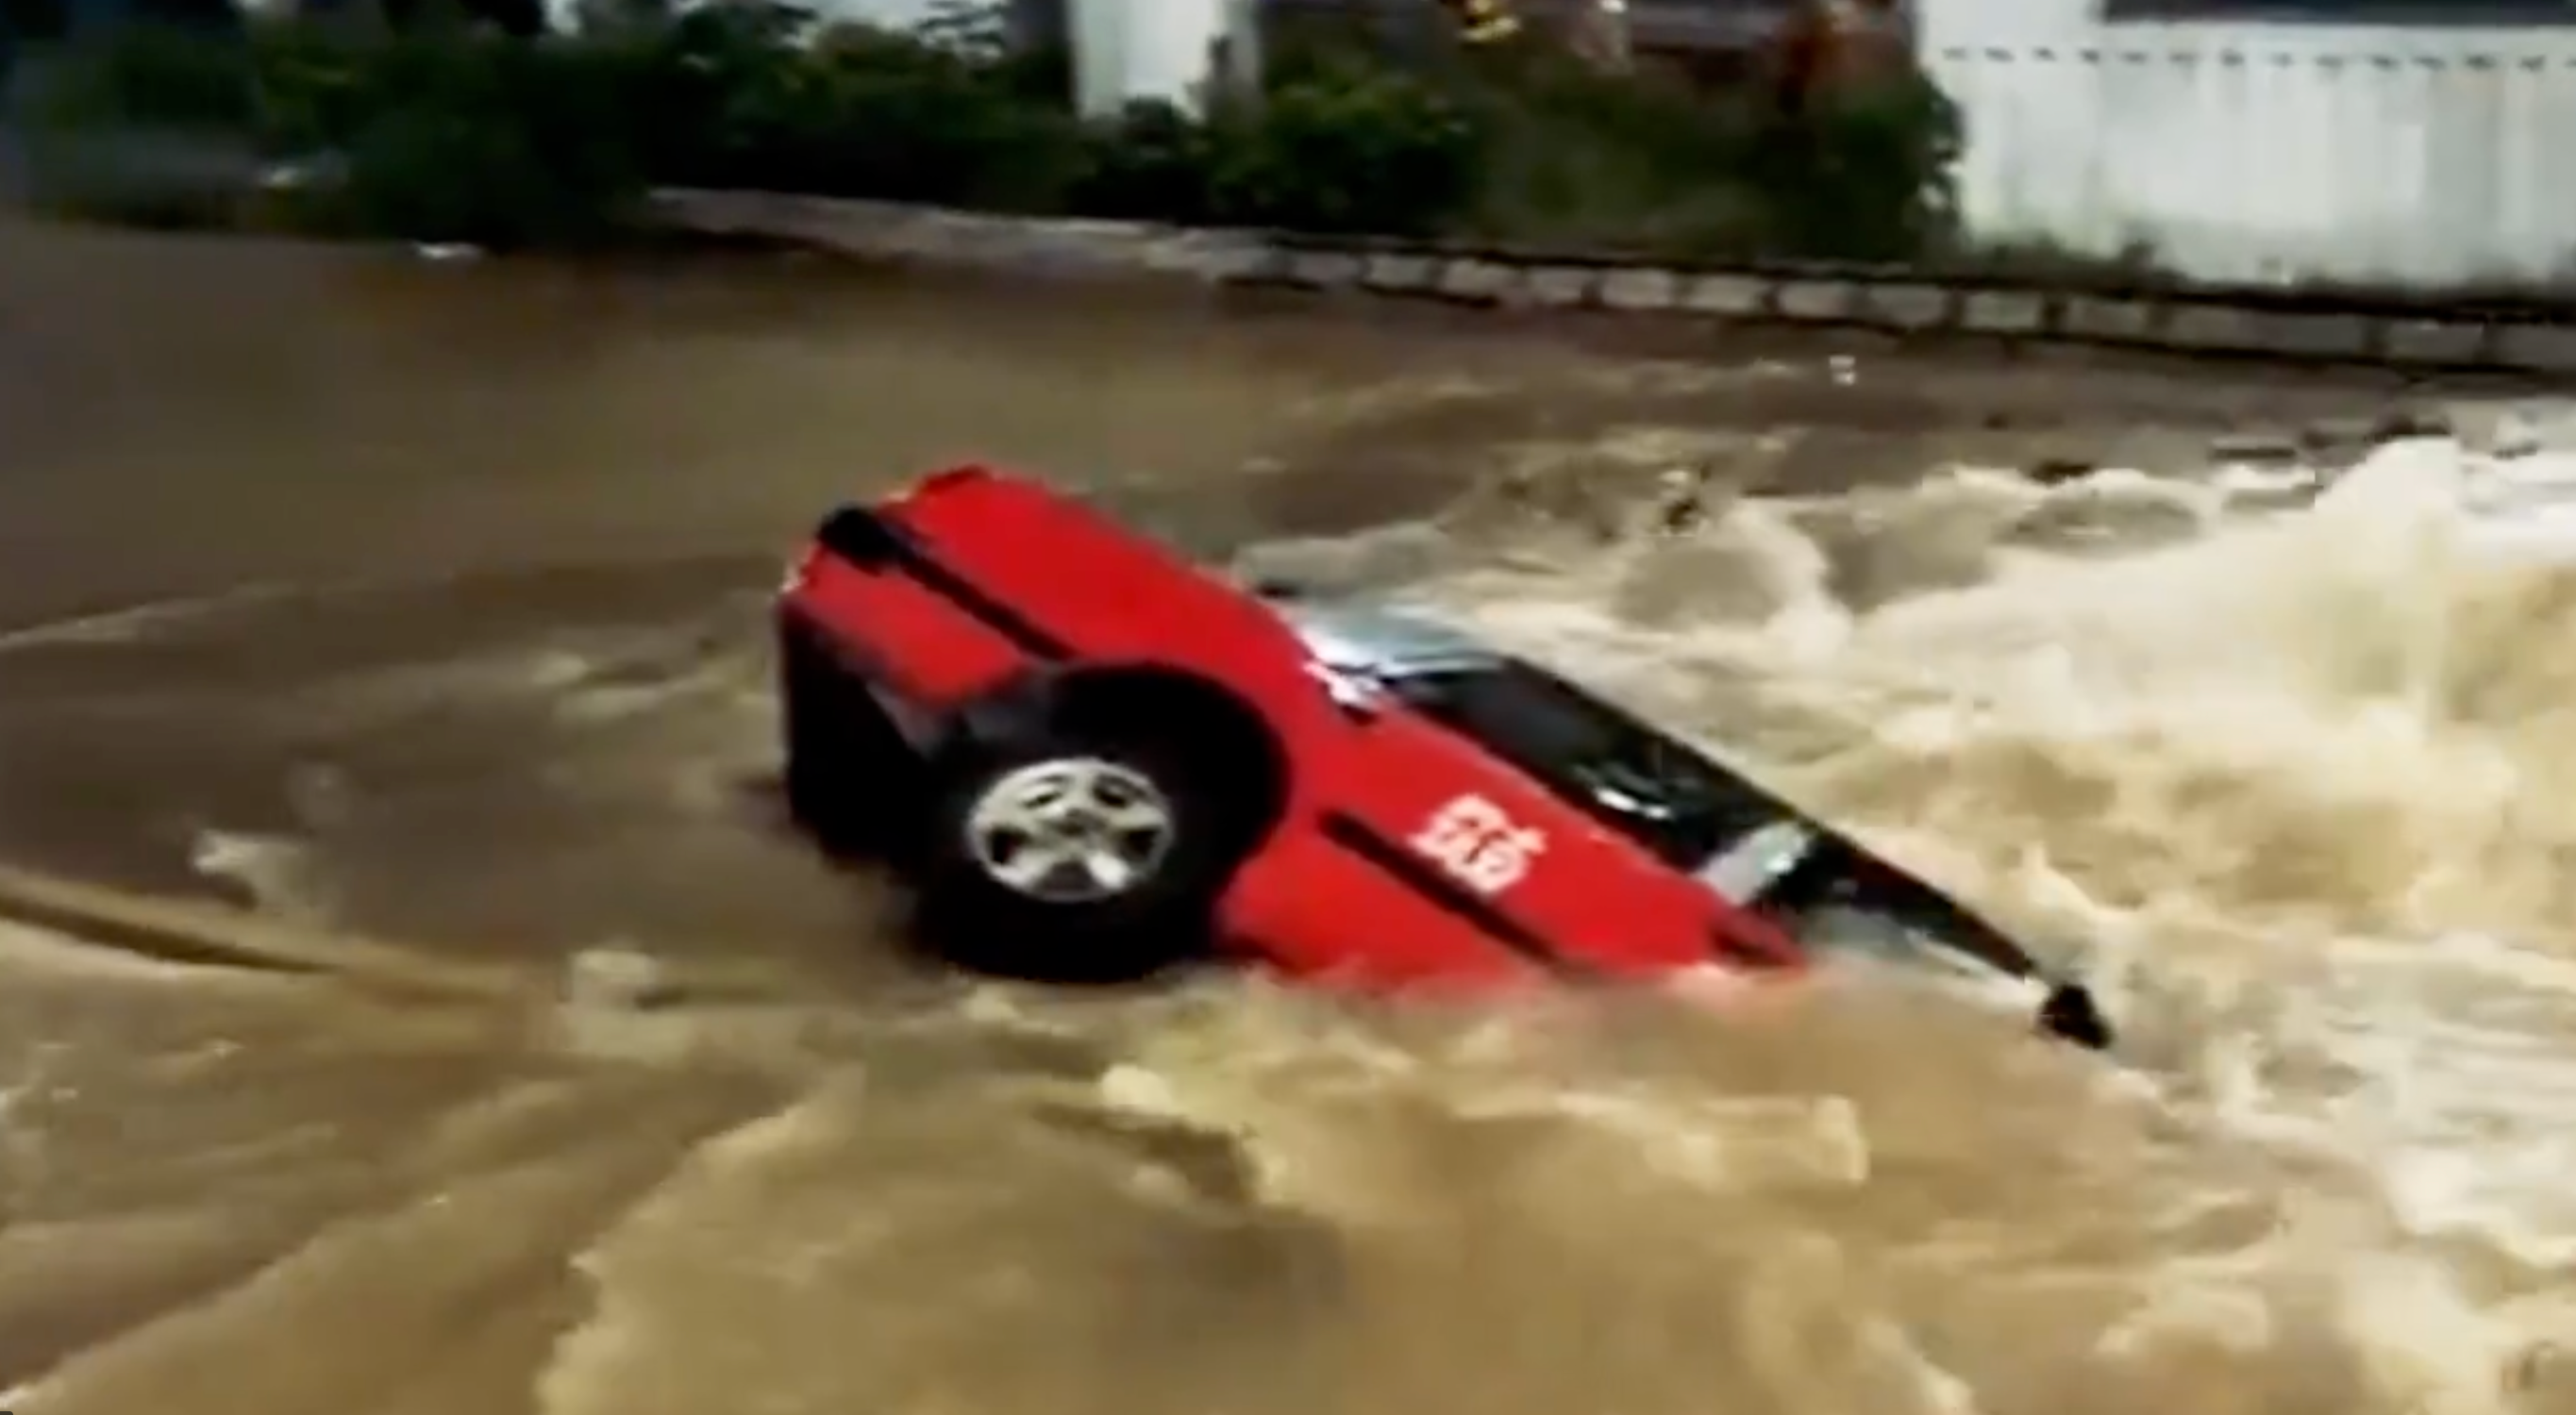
[1272,598,1504,678]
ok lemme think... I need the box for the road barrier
[652,188,2576,376]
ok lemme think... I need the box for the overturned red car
[776,466,2110,1049]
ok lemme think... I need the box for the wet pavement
[5,213,2575,1415]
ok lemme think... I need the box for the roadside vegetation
[3,0,1962,260]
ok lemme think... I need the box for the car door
[1303,702,1726,980]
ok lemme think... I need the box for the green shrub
[302,30,645,245]
[1207,60,1481,236]
[19,4,1961,263]
[603,5,1083,210]
[1739,71,1961,262]
[246,18,387,155]
[1436,37,1960,261]
[19,19,256,129]
[9,24,259,226]
[1069,99,1219,225]
[1067,55,1481,238]
[1447,42,1757,250]
[21,19,646,242]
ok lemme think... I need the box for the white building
[1918,0,2576,286]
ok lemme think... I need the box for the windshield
[1708,822,2111,1046]
[1386,661,1784,869]
[1699,821,2048,984]
[1390,659,2056,989]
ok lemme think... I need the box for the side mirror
[2038,982,2113,1050]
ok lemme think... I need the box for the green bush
[21,20,254,128]
[8,23,259,226]
[1740,71,1962,262]
[310,31,644,245]
[20,4,1960,263]
[624,8,1079,209]
[23,18,646,243]
[1208,60,1481,236]
[1435,36,1959,261]
[1069,99,1219,225]
[1447,42,1759,251]
[1072,60,1481,238]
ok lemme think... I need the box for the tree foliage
[17,1,1961,261]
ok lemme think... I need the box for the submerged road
[4,215,2569,1415]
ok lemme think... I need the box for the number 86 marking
[1408,794,1546,896]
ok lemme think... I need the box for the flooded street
[3,215,2575,1415]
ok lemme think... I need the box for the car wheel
[914,728,1239,983]
[778,624,923,855]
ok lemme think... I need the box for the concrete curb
[650,188,2576,376]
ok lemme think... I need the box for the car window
[1388,661,1785,867]
[1391,660,2052,986]
[1755,831,2049,982]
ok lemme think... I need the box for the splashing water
[1077,435,2576,1415]
[18,425,2576,1415]
[529,436,2576,1415]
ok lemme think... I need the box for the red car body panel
[779,466,1809,990]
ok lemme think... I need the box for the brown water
[1,216,2572,1415]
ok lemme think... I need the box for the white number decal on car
[1408,794,1546,896]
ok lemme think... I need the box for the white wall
[1919,0,2576,286]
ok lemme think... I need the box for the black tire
[778,622,925,856]
[912,723,1248,984]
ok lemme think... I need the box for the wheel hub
[962,757,1177,904]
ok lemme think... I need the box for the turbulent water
[8,424,2576,1415]
[1208,437,2576,1414]
[0,213,2568,1414]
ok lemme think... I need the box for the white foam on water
[1347,438,2576,1407]
[187,830,337,923]
[95,432,2576,1415]
[217,434,2576,1415]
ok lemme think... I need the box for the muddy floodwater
[2,215,2575,1415]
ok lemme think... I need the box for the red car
[776,467,2110,1049]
